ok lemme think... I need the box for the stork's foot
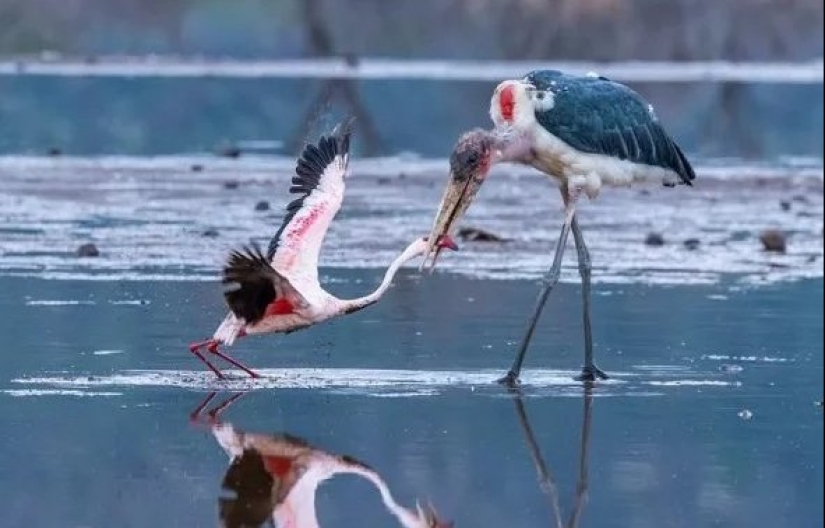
[575,364,608,382]
[497,370,522,390]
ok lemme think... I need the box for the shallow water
[1,274,822,527]
[1,156,822,284]
[1,154,823,526]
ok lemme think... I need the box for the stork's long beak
[420,167,485,272]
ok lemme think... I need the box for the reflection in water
[513,386,594,528]
[190,392,452,528]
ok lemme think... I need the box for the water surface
[1,275,821,527]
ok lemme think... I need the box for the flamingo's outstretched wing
[267,121,353,284]
[222,244,309,324]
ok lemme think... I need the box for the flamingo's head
[420,129,495,271]
[415,234,460,258]
[413,501,454,528]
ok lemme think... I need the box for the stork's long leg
[512,396,564,528]
[570,215,608,382]
[566,384,594,528]
[498,202,576,388]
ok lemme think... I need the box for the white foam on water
[109,300,151,305]
[647,380,742,387]
[2,389,122,397]
[9,366,741,397]
[702,354,792,363]
[91,350,125,356]
[348,389,442,398]
[25,300,96,306]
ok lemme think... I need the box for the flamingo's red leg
[189,391,218,423]
[206,341,261,379]
[190,391,247,426]
[208,391,247,420]
[189,340,225,379]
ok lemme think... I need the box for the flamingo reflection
[190,392,452,528]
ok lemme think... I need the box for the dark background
[0,0,822,159]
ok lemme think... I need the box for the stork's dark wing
[266,120,353,280]
[526,70,695,185]
[222,244,308,324]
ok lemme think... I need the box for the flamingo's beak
[435,234,459,252]
[421,130,494,273]
[417,501,454,528]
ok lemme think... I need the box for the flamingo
[422,70,695,387]
[190,392,452,528]
[189,122,458,379]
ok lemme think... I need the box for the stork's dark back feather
[266,121,353,260]
[525,70,696,186]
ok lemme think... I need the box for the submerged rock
[780,200,792,211]
[254,200,270,212]
[645,232,665,247]
[458,227,507,242]
[683,238,701,251]
[223,180,240,190]
[190,163,204,173]
[216,142,241,158]
[759,229,787,253]
[76,243,99,257]
[201,229,220,238]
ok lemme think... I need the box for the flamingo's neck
[339,463,422,527]
[335,240,425,315]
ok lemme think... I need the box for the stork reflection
[189,392,452,528]
[512,385,594,528]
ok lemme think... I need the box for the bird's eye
[465,152,478,165]
[536,92,545,100]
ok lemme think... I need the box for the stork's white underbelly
[531,126,682,197]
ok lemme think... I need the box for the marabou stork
[422,70,695,387]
